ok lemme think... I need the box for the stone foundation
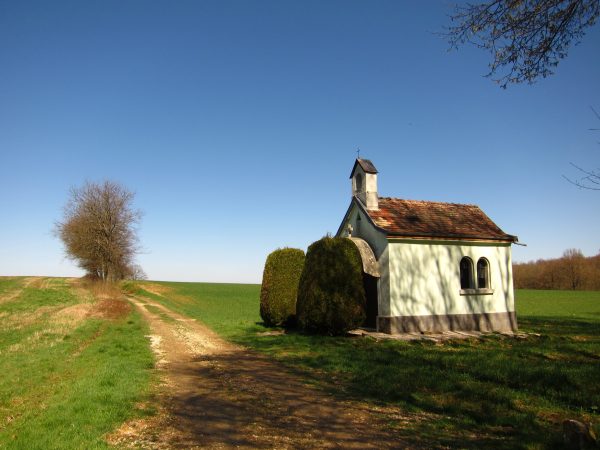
[377,311,517,334]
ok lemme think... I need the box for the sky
[1,1,599,284]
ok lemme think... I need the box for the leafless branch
[563,106,600,190]
[445,0,600,88]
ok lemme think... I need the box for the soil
[109,294,413,449]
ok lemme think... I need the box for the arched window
[460,257,474,289]
[355,173,363,193]
[477,258,490,289]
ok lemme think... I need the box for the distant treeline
[514,249,600,291]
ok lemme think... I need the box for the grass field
[137,282,600,449]
[0,277,154,449]
[2,277,598,448]
[516,289,600,320]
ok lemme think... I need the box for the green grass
[0,277,23,297]
[138,281,600,449]
[134,281,261,338]
[516,289,600,320]
[0,279,77,315]
[0,278,155,449]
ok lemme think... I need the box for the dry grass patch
[78,278,123,300]
[67,278,132,320]
[92,298,132,320]
[140,282,194,305]
[55,303,93,322]
[137,282,173,297]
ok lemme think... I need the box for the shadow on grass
[233,319,599,449]
[520,316,600,335]
[143,282,600,449]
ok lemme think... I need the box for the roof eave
[384,232,518,243]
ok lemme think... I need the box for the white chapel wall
[377,246,391,316]
[387,240,515,317]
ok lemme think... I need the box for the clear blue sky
[1,1,599,283]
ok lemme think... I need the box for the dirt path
[110,294,411,449]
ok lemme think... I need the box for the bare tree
[55,181,143,282]
[446,0,600,88]
[562,248,585,289]
[128,264,148,281]
[514,248,600,290]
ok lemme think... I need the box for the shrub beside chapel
[296,236,366,335]
[260,248,305,327]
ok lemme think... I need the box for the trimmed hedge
[260,247,305,327]
[296,237,366,335]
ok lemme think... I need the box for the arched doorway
[363,273,378,329]
[348,237,380,330]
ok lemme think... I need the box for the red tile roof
[365,197,516,242]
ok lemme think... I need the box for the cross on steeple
[356,147,361,159]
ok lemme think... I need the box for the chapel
[336,158,518,333]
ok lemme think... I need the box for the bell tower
[349,158,379,210]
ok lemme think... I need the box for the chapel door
[363,273,378,329]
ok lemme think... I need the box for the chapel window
[355,173,363,193]
[460,257,474,289]
[477,258,490,289]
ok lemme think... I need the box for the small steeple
[349,158,379,210]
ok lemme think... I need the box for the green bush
[296,237,366,335]
[260,248,305,327]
